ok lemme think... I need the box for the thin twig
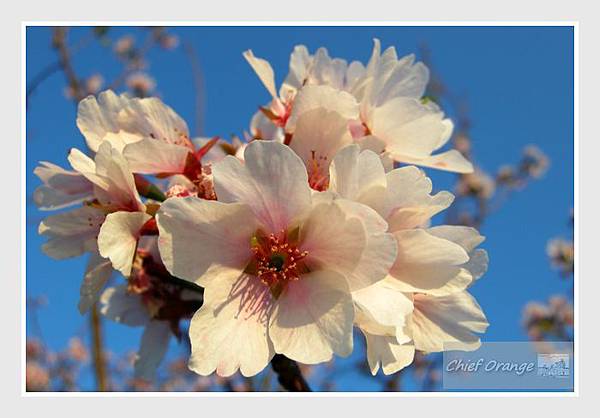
[183,40,206,136]
[26,62,62,110]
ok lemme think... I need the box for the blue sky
[25,26,574,391]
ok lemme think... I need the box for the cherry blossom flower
[326,145,488,374]
[114,35,135,56]
[68,337,89,363]
[521,145,549,179]
[523,296,573,341]
[126,72,156,97]
[36,142,151,312]
[156,141,397,376]
[76,90,215,180]
[456,168,496,199]
[547,238,574,276]
[244,40,472,173]
[26,361,50,391]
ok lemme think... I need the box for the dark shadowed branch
[270,354,312,392]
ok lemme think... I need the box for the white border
[21,20,579,398]
[23,21,577,26]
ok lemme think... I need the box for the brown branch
[90,304,108,391]
[270,354,311,392]
[53,27,86,103]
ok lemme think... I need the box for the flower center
[248,229,309,290]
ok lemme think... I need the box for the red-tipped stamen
[195,136,220,160]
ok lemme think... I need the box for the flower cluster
[547,238,574,277]
[34,40,489,382]
[26,337,89,391]
[523,296,573,341]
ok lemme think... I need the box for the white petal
[370,98,449,160]
[307,48,348,90]
[134,321,171,381]
[389,229,472,295]
[70,144,144,212]
[410,291,489,352]
[77,90,190,152]
[299,200,366,288]
[383,165,455,228]
[437,118,455,149]
[365,39,382,76]
[427,225,489,284]
[189,274,273,377]
[345,61,366,91]
[369,47,401,92]
[386,194,454,231]
[384,166,434,208]
[377,60,429,104]
[67,148,101,183]
[97,211,151,277]
[116,96,190,147]
[333,199,397,291]
[78,252,113,314]
[286,85,359,133]
[39,206,105,259]
[92,143,145,212]
[392,149,474,174]
[363,331,415,375]
[243,50,277,98]
[280,45,312,99]
[213,141,312,233]
[33,162,93,210]
[427,225,485,253]
[76,90,131,152]
[361,41,423,116]
[123,138,192,175]
[99,285,149,326]
[156,197,259,286]
[328,145,387,214]
[353,277,413,330]
[464,249,489,282]
[269,270,354,364]
[356,134,386,154]
[289,109,354,185]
